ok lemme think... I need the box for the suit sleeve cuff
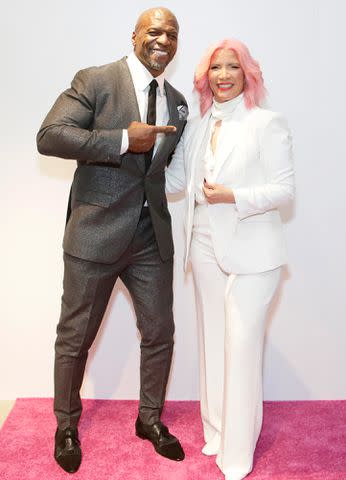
[233,187,254,220]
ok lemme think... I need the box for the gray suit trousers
[54,208,174,429]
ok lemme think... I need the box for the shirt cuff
[120,129,129,154]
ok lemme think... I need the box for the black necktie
[145,79,158,172]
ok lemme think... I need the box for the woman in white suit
[166,39,294,480]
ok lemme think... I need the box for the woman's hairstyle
[194,38,266,116]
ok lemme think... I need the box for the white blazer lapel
[212,120,241,180]
[182,112,211,271]
[186,112,211,192]
[213,102,249,181]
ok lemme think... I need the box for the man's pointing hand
[128,121,176,153]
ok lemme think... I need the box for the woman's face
[208,49,245,103]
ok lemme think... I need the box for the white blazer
[166,99,295,274]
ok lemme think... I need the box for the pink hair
[194,39,266,116]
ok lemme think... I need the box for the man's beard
[148,59,165,71]
[144,47,169,71]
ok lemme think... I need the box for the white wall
[2,0,346,401]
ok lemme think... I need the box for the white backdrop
[2,0,346,401]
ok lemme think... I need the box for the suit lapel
[165,80,180,125]
[117,58,144,173]
[117,58,141,122]
[212,121,241,180]
[186,112,211,192]
[213,101,248,181]
[149,81,181,171]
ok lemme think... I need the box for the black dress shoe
[135,417,185,461]
[54,427,82,473]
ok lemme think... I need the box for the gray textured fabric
[54,212,174,428]
[37,57,187,428]
[37,58,188,263]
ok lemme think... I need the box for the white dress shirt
[120,52,169,154]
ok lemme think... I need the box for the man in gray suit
[37,7,187,473]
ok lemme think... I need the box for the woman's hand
[203,179,235,204]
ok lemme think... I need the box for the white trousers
[190,204,281,480]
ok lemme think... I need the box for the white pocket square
[177,104,188,121]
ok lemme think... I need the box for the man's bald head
[134,7,179,34]
[132,7,179,77]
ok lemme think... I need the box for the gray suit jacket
[37,58,188,263]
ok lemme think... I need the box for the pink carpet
[0,399,345,479]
